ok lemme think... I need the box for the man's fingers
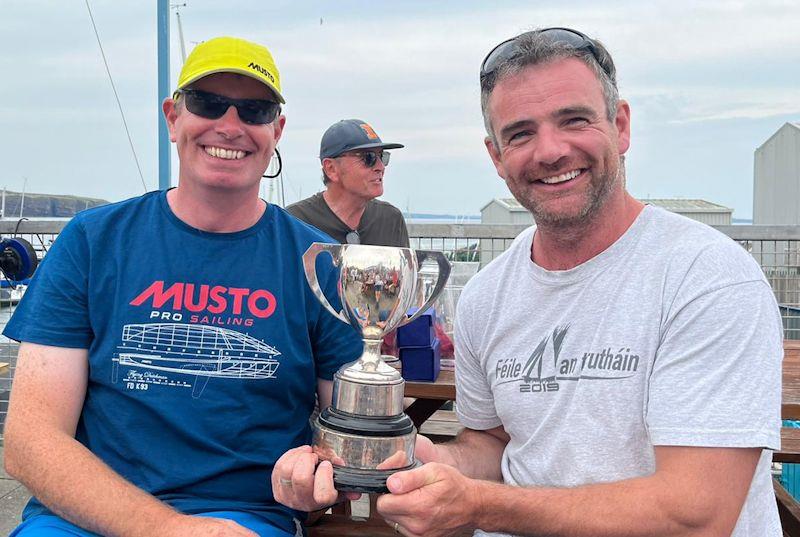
[376,450,409,470]
[413,434,437,464]
[281,445,312,461]
[386,464,438,495]
[290,452,319,497]
[273,444,313,493]
[313,460,338,506]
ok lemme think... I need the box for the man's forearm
[472,473,730,537]
[5,428,180,537]
[436,428,505,481]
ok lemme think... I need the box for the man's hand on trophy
[375,450,411,471]
[412,434,436,464]
[377,462,480,537]
[412,433,458,467]
[272,445,361,512]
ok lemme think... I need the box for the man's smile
[203,145,249,160]
[537,168,584,185]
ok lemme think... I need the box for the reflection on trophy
[303,243,451,493]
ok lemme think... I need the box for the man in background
[287,118,409,248]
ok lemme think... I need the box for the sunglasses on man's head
[173,89,281,125]
[480,27,610,83]
[339,151,391,168]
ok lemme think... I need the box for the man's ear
[272,114,286,145]
[615,100,631,156]
[162,99,178,143]
[321,158,340,184]
[485,136,508,181]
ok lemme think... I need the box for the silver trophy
[303,243,451,492]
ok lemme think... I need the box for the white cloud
[1,0,798,218]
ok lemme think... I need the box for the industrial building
[754,122,800,225]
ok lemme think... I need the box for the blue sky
[2,0,798,219]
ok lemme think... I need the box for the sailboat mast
[19,177,27,218]
[174,4,188,62]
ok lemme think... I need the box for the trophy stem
[360,339,383,365]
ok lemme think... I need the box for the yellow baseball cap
[176,36,285,103]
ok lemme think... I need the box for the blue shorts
[10,511,296,536]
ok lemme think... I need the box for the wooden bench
[776,428,800,463]
[776,478,800,537]
[419,409,463,443]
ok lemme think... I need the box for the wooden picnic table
[784,340,800,420]
[404,370,456,429]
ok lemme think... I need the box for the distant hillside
[0,190,109,218]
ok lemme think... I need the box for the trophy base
[333,460,421,493]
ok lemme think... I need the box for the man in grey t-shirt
[274,27,782,536]
[286,118,409,248]
[367,28,781,536]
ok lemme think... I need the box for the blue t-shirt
[4,190,362,533]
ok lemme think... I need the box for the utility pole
[157,0,171,190]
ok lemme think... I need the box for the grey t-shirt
[455,206,782,536]
[286,192,409,247]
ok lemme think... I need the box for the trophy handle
[404,250,452,326]
[303,242,349,324]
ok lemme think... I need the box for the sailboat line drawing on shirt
[522,324,569,382]
[112,323,281,398]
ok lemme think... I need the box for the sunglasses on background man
[337,151,391,168]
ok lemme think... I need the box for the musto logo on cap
[248,62,276,84]
[359,123,379,140]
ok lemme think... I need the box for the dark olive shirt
[286,192,410,247]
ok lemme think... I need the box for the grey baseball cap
[319,119,404,159]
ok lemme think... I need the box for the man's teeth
[205,146,246,160]
[540,169,581,184]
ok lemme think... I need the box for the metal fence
[0,220,798,436]
[0,221,65,436]
[408,223,800,340]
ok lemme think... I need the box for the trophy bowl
[303,243,450,492]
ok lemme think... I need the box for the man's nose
[215,105,245,138]
[534,125,569,166]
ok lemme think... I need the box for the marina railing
[407,222,800,341]
[0,220,798,437]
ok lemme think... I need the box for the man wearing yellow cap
[2,36,361,537]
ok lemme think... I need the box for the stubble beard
[515,162,620,232]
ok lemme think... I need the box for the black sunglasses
[345,230,361,244]
[339,151,391,168]
[173,89,281,125]
[480,27,609,82]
